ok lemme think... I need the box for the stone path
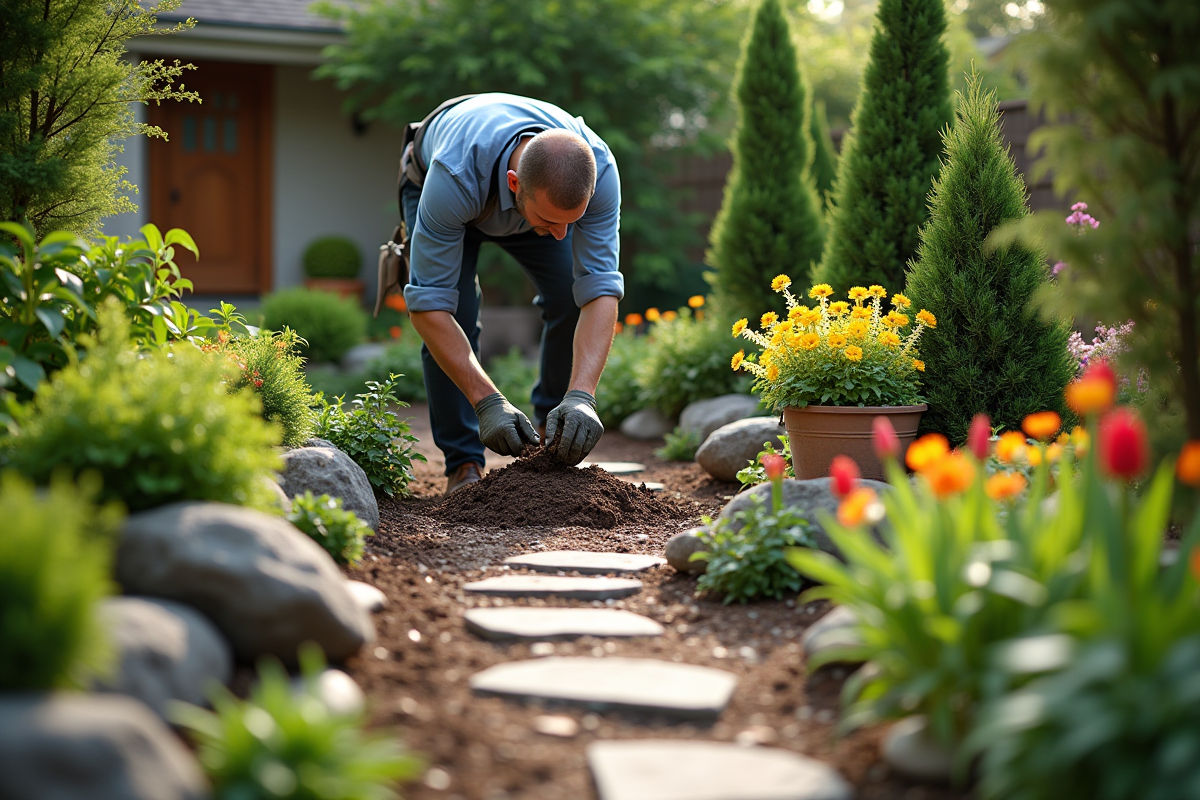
[502,551,665,574]
[462,575,643,600]
[464,607,664,640]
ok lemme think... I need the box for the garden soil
[333,406,968,800]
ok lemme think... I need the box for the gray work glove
[544,390,604,466]
[473,392,540,456]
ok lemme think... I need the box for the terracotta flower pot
[783,404,927,481]
[304,277,365,302]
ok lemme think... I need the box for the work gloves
[473,392,540,456]
[544,390,604,466]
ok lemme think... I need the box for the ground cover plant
[706,0,824,324]
[0,471,119,691]
[655,426,701,462]
[287,492,373,566]
[173,644,422,800]
[905,76,1075,444]
[262,287,367,365]
[314,375,425,498]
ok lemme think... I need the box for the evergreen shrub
[809,100,838,209]
[8,304,282,512]
[905,77,1075,444]
[812,0,952,292]
[302,236,362,279]
[636,306,752,419]
[706,0,824,324]
[0,472,119,691]
[287,492,373,566]
[214,327,317,448]
[261,287,367,365]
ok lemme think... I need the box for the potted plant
[731,276,935,480]
[303,236,364,301]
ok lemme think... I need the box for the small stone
[503,551,665,575]
[800,606,864,664]
[533,714,579,738]
[346,580,388,612]
[665,529,708,575]
[463,575,643,600]
[619,408,675,440]
[424,767,452,790]
[530,642,556,656]
[578,462,646,475]
[881,716,955,784]
[734,725,777,746]
[465,607,664,641]
[292,668,365,717]
[588,740,852,800]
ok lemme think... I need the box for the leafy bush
[173,643,422,800]
[636,306,752,418]
[303,236,362,280]
[595,329,650,426]
[314,375,426,498]
[0,471,120,691]
[655,426,701,462]
[486,347,538,418]
[694,471,815,604]
[261,288,367,365]
[7,304,282,512]
[287,492,373,566]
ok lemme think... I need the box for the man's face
[508,173,589,240]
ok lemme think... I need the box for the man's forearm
[569,295,619,395]
[409,310,498,405]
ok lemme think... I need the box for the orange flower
[1065,361,1117,416]
[614,321,624,334]
[662,310,678,322]
[731,350,745,371]
[1046,443,1064,463]
[906,433,950,472]
[388,325,402,339]
[1025,447,1043,467]
[688,295,706,309]
[996,431,1028,463]
[1070,426,1090,457]
[625,313,644,327]
[924,452,976,498]
[385,293,408,312]
[837,487,881,527]
[985,471,1028,501]
[1178,441,1200,487]
[1022,411,1062,441]
[645,307,661,322]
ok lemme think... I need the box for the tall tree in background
[811,0,952,292]
[0,1,195,236]
[809,100,838,209]
[706,0,824,323]
[906,76,1074,443]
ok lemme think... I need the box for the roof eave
[127,21,344,66]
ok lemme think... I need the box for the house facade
[106,0,401,305]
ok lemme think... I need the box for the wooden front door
[149,61,272,294]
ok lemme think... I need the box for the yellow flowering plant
[731,276,936,408]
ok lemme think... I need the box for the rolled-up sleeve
[403,162,480,313]
[570,158,623,307]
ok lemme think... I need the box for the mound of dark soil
[430,449,681,529]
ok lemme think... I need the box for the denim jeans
[401,181,580,475]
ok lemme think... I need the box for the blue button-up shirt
[403,93,624,314]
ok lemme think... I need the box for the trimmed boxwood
[303,236,362,279]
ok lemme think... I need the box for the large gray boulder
[95,597,233,718]
[619,407,675,441]
[695,417,786,482]
[279,445,379,532]
[718,477,890,557]
[0,693,208,800]
[117,502,374,663]
[679,394,763,443]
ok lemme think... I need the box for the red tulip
[762,454,788,482]
[830,455,860,498]
[1099,407,1148,480]
[968,413,991,460]
[873,416,900,461]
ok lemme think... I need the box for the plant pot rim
[785,403,928,414]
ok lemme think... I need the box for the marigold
[1026,447,1043,467]
[788,306,806,322]
[1065,361,1117,416]
[731,350,745,370]
[645,307,661,322]
[916,309,937,328]
[891,293,912,309]
[1022,411,1062,441]
[1178,441,1200,487]
[801,309,822,326]
[851,306,871,319]
[884,311,909,328]
[625,313,643,326]
[827,333,847,348]
[844,345,864,361]
[906,433,950,471]
[985,471,1027,501]
[766,363,780,381]
[829,301,850,317]
[847,320,869,338]
[760,311,779,328]
[688,295,706,308]
[662,310,678,321]
[837,487,881,527]
[925,452,976,498]
[848,286,869,302]
[799,332,820,350]
[869,284,887,298]
[878,331,901,347]
[809,284,834,299]
[912,359,925,372]
[771,274,792,292]
[996,431,1028,463]
[384,293,407,312]
[732,318,748,337]
[614,321,624,334]
[388,325,402,339]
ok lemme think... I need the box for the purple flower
[1071,201,1088,212]
[1052,261,1068,276]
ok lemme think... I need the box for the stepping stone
[463,575,642,600]
[503,551,666,575]
[464,607,665,641]
[469,657,737,720]
[579,461,646,475]
[588,740,853,800]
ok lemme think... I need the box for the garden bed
[343,425,968,800]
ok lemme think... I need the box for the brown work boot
[444,462,484,496]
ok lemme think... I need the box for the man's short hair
[515,129,597,211]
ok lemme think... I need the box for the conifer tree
[811,0,952,292]
[809,100,838,210]
[905,76,1075,444]
[706,0,824,323]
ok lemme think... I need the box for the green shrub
[0,471,120,691]
[215,327,317,448]
[809,100,838,209]
[302,236,362,280]
[811,0,952,292]
[314,375,426,498]
[655,426,701,462]
[694,474,815,604]
[486,347,538,418]
[636,306,752,418]
[905,77,1075,444]
[173,643,422,800]
[706,0,824,324]
[595,329,650,426]
[8,303,282,512]
[287,492,372,566]
[261,288,367,365]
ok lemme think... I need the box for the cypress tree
[810,0,952,292]
[905,76,1075,444]
[707,0,824,323]
[809,100,838,210]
